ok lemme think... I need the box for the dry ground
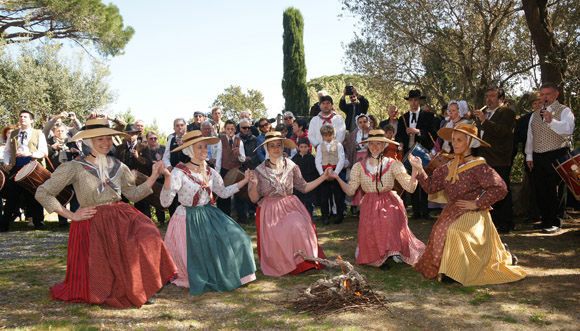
[0,210,579,330]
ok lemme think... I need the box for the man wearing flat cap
[1,110,48,231]
[187,111,205,132]
[395,89,437,220]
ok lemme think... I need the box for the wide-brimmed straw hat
[358,129,399,146]
[253,131,296,152]
[437,123,491,147]
[171,130,220,153]
[70,118,129,141]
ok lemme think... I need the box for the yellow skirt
[439,211,526,286]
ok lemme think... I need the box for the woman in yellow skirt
[409,123,525,286]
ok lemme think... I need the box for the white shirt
[3,127,48,165]
[215,137,246,173]
[524,105,575,161]
[161,133,176,168]
[315,140,345,175]
[308,112,346,147]
[408,110,420,129]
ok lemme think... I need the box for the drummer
[35,118,177,307]
[1,110,48,232]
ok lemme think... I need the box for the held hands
[324,167,337,180]
[247,170,258,185]
[71,207,97,221]
[456,200,478,211]
[153,161,170,177]
[241,169,252,185]
[408,155,423,172]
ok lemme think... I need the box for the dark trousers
[295,190,314,215]
[523,163,540,221]
[1,167,44,230]
[217,168,232,216]
[490,165,514,232]
[234,196,255,223]
[532,148,568,228]
[319,178,345,219]
[411,185,429,218]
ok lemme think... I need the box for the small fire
[343,279,351,291]
[354,291,361,296]
[337,255,345,275]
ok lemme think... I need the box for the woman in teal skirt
[160,130,256,294]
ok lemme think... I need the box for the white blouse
[160,166,239,216]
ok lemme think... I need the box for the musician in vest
[395,89,437,221]
[161,118,189,217]
[308,95,347,148]
[525,82,575,234]
[1,110,48,231]
[473,87,516,233]
[315,125,346,225]
[215,120,247,216]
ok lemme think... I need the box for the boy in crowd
[382,124,402,160]
[216,120,246,216]
[291,138,317,216]
[315,125,345,225]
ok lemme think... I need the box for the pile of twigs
[285,251,390,316]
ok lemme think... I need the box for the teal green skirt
[185,204,256,295]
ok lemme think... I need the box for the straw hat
[437,123,490,147]
[358,129,399,146]
[171,130,220,153]
[70,118,129,141]
[253,131,296,152]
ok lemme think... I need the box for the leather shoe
[379,262,391,271]
[542,226,561,234]
[334,216,344,225]
[533,223,548,230]
[321,217,329,225]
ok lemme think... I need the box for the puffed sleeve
[160,168,183,208]
[391,161,417,193]
[417,164,446,194]
[120,164,153,203]
[292,164,308,193]
[210,167,239,199]
[343,162,362,196]
[35,162,77,213]
[474,164,508,209]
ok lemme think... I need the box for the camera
[345,86,354,96]
[68,112,74,118]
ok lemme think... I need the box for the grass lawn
[0,209,579,330]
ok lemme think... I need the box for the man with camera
[42,111,82,139]
[339,86,369,132]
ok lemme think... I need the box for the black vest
[169,137,190,167]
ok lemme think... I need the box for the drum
[133,170,166,210]
[14,161,74,205]
[223,167,250,202]
[401,143,431,172]
[553,148,580,202]
[425,152,452,176]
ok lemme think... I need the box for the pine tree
[282,7,309,117]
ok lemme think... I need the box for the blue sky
[106,0,358,134]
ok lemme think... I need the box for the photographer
[339,86,369,132]
[43,111,82,139]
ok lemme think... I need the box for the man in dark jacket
[339,86,369,132]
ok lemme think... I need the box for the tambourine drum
[425,152,452,176]
[133,170,166,210]
[553,148,580,202]
[402,143,431,173]
[15,161,74,205]
[223,167,250,202]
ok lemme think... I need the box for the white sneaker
[392,255,403,263]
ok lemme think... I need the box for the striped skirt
[50,203,177,308]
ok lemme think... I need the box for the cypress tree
[282,7,309,117]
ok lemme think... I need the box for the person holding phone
[339,86,369,132]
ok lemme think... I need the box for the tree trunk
[521,0,566,99]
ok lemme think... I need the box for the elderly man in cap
[1,110,48,231]
[187,111,205,132]
[395,89,437,221]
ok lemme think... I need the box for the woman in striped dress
[409,123,526,285]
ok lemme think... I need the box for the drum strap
[75,157,122,194]
[175,164,214,205]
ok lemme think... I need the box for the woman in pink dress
[248,131,332,276]
[330,130,425,269]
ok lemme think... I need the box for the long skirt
[356,191,425,266]
[50,203,177,308]
[256,195,325,276]
[414,206,526,285]
[164,204,256,295]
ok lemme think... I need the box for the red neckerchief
[319,112,335,124]
[175,163,215,205]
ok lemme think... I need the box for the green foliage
[307,74,408,122]
[0,0,134,57]
[113,108,167,145]
[212,85,267,121]
[0,43,115,128]
[282,7,309,117]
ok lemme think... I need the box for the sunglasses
[259,123,270,128]
[284,117,293,120]
[148,137,158,140]
[241,126,251,130]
